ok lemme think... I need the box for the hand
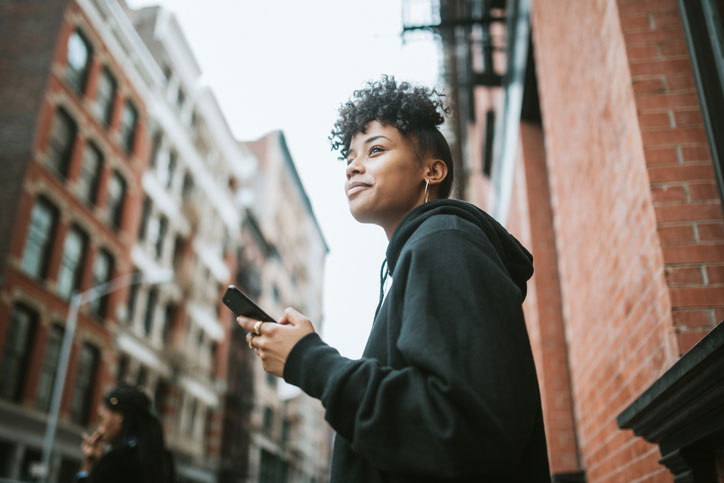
[238,308,315,377]
[80,429,104,472]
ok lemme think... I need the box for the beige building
[243,131,331,483]
[122,4,257,482]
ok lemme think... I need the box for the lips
[346,181,371,197]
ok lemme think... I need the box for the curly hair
[329,75,455,198]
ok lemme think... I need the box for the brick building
[0,0,152,480]
[1,2,333,482]
[404,0,724,481]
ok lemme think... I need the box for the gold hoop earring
[424,179,430,203]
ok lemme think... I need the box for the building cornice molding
[618,321,724,481]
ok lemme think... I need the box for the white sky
[126,0,442,358]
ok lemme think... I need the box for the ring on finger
[253,320,264,335]
[247,333,255,350]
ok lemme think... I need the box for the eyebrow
[347,135,392,159]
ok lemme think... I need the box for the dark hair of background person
[329,75,455,198]
[103,384,175,483]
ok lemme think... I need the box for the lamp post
[36,269,173,481]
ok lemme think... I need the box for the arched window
[57,225,88,299]
[20,196,58,279]
[65,30,92,94]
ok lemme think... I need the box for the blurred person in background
[238,75,550,482]
[76,383,175,483]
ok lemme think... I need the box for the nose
[345,156,363,179]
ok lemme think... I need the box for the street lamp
[37,268,174,481]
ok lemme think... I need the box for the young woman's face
[345,121,427,238]
[97,404,123,443]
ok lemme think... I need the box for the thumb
[280,307,310,328]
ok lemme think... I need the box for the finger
[237,316,259,332]
[280,307,304,327]
[246,332,256,350]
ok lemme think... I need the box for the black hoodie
[284,199,551,482]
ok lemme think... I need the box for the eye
[369,145,384,156]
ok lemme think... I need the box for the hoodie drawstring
[373,258,389,322]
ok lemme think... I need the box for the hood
[386,199,534,299]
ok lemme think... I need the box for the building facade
[242,131,331,483]
[0,0,153,480]
[404,0,724,481]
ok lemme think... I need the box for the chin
[348,203,378,225]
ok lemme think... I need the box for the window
[482,109,496,177]
[47,108,77,177]
[162,64,172,84]
[106,171,126,230]
[20,197,57,279]
[272,284,280,304]
[186,397,197,434]
[70,343,99,424]
[144,288,158,336]
[138,197,151,240]
[259,449,288,483]
[93,67,116,125]
[150,132,162,169]
[172,235,184,269]
[36,324,64,411]
[117,355,129,383]
[155,216,168,259]
[166,151,177,189]
[119,100,138,155]
[679,0,724,205]
[0,304,37,401]
[89,249,113,317]
[57,226,87,299]
[126,282,139,324]
[136,366,147,388]
[78,142,103,205]
[176,87,186,111]
[65,30,92,93]
[263,406,273,432]
[162,304,176,343]
[154,379,168,414]
[182,172,194,202]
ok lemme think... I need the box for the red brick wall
[517,122,580,475]
[617,0,724,354]
[0,0,150,430]
[530,0,680,480]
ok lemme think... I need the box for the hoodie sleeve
[284,228,542,478]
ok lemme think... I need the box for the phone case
[222,285,276,322]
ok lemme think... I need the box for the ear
[424,159,448,189]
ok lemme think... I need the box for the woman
[239,76,550,482]
[76,384,175,483]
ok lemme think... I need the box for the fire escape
[402,0,531,221]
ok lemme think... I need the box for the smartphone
[222,285,276,322]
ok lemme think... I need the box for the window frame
[118,100,138,155]
[93,66,117,126]
[20,196,58,280]
[679,0,724,209]
[106,171,126,231]
[36,324,64,412]
[0,304,37,401]
[89,248,114,318]
[65,29,93,94]
[70,342,99,425]
[47,108,77,178]
[56,225,88,299]
[77,141,103,206]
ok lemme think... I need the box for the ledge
[618,321,724,481]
